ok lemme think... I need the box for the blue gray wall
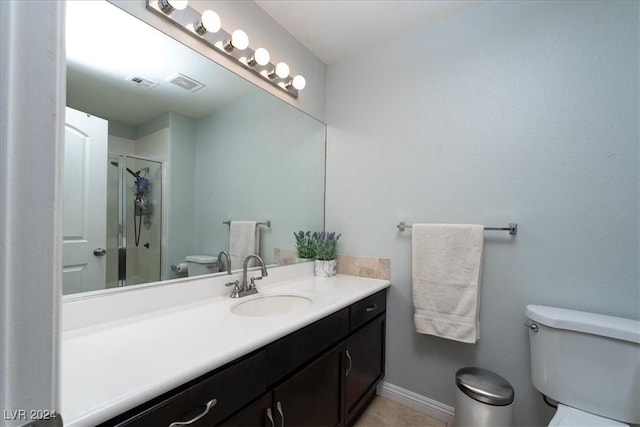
[166,112,197,279]
[325,1,639,425]
[194,92,325,267]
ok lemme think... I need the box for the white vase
[314,259,336,277]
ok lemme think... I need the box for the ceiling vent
[166,73,205,92]
[125,75,158,89]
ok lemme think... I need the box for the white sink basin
[231,294,313,317]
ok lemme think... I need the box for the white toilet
[185,255,218,276]
[525,304,640,426]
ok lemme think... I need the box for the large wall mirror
[63,1,326,297]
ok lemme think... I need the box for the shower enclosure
[107,154,163,287]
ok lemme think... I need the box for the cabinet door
[273,345,343,427]
[345,314,385,418]
[221,393,274,427]
[267,308,348,386]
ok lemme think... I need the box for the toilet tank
[526,305,640,424]
[185,255,218,276]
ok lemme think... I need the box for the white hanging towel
[412,224,484,343]
[229,221,259,270]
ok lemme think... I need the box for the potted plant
[313,231,341,277]
[293,230,315,261]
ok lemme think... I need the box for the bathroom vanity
[61,263,389,426]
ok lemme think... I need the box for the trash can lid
[455,367,514,406]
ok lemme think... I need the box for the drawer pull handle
[345,350,352,376]
[365,304,377,312]
[168,398,217,427]
[267,407,275,427]
[276,401,285,427]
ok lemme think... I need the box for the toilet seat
[549,404,629,427]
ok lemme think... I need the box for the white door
[62,107,108,294]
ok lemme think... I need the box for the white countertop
[61,265,390,426]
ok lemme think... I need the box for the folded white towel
[229,221,259,270]
[412,224,484,343]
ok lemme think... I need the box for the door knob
[93,248,107,256]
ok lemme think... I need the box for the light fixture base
[158,0,173,14]
[194,21,207,36]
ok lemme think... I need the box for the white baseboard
[377,381,455,425]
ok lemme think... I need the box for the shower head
[126,168,140,178]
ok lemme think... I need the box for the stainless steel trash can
[454,367,514,427]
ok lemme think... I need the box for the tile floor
[354,396,449,427]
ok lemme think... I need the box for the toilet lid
[186,255,217,264]
[549,404,629,427]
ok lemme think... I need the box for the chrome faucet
[242,254,268,292]
[225,254,268,298]
[217,250,232,275]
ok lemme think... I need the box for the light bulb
[159,0,188,13]
[231,30,249,50]
[194,10,221,35]
[292,75,306,90]
[254,48,270,66]
[201,10,221,32]
[275,62,290,79]
[169,0,188,10]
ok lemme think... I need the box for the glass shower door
[106,155,162,287]
[124,156,162,286]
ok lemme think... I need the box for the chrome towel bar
[223,220,271,228]
[397,222,518,235]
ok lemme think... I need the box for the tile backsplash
[337,255,390,280]
[274,249,390,280]
[274,248,298,265]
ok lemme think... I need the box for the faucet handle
[248,276,260,290]
[225,280,241,298]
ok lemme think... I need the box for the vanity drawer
[266,308,348,386]
[112,351,266,426]
[350,290,387,331]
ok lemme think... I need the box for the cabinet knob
[168,398,217,426]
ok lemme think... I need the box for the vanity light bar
[146,0,305,98]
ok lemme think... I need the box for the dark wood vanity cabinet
[224,290,387,427]
[102,289,387,427]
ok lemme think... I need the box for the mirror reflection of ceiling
[66,0,257,125]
